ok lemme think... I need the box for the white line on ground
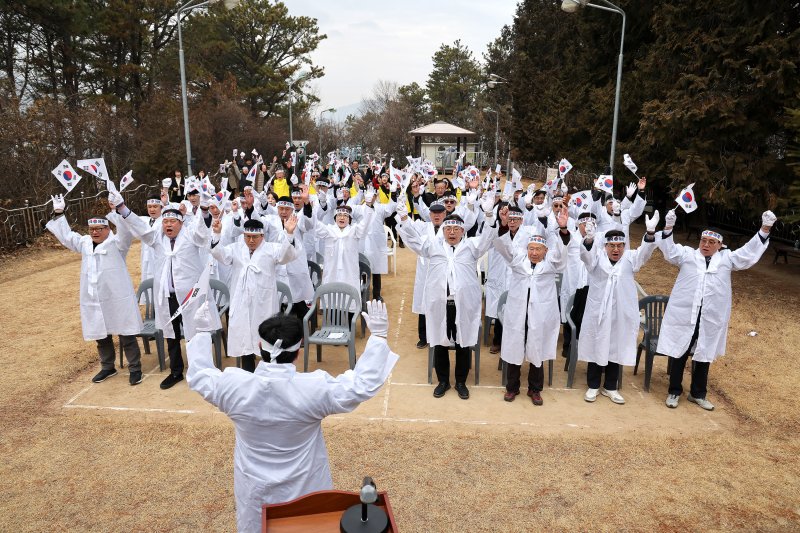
[64,404,197,414]
[64,385,93,406]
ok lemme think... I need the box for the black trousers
[418,314,426,343]
[167,294,185,375]
[506,362,544,393]
[96,334,141,372]
[241,354,257,373]
[372,273,382,301]
[668,314,710,398]
[563,285,589,356]
[587,361,620,390]
[492,320,503,346]
[434,301,470,383]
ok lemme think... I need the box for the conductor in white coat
[578,212,660,405]
[186,300,398,533]
[494,206,570,406]
[46,194,144,385]
[210,217,299,372]
[658,209,775,410]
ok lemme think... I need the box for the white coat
[399,215,497,348]
[121,211,220,339]
[264,213,315,303]
[359,201,396,275]
[186,333,398,533]
[559,223,588,322]
[656,231,768,363]
[494,230,567,366]
[139,215,160,281]
[210,233,297,357]
[578,237,657,366]
[315,208,375,310]
[46,216,142,341]
[406,220,440,314]
[485,225,535,319]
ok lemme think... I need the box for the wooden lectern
[262,489,398,532]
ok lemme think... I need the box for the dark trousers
[506,362,544,393]
[668,316,710,398]
[418,314,426,343]
[434,300,470,383]
[372,273,382,301]
[167,294,185,375]
[587,361,620,390]
[241,354,257,373]
[563,286,589,356]
[96,335,141,372]
[492,320,503,346]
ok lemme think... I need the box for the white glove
[51,194,65,213]
[193,301,216,332]
[480,191,495,214]
[611,199,621,216]
[524,190,534,207]
[290,174,299,186]
[762,210,777,228]
[364,188,375,203]
[626,182,636,198]
[466,189,479,205]
[645,210,660,233]
[665,209,677,229]
[534,203,551,218]
[199,192,212,209]
[584,219,597,240]
[107,188,124,208]
[560,181,568,194]
[162,178,172,188]
[361,299,389,338]
[395,199,408,219]
[233,149,238,158]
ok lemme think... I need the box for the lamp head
[561,0,589,13]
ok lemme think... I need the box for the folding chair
[359,252,371,270]
[209,279,231,369]
[384,224,398,276]
[634,295,670,392]
[302,282,361,371]
[125,278,166,371]
[427,325,482,385]
[359,260,371,337]
[276,281,293,316]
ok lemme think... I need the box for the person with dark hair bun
[185,300,398,533]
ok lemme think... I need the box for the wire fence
[0,183,159,252]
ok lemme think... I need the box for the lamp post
[561,0,626,173]
[318,107,336,155]
[177,0,240,177]
[288,70,311,145]
[483,107,499,169]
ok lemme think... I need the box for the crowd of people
[45,146,777,530]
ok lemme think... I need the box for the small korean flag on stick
[595,174,614,194]
[77,158,109,182]
[168,261,212,325]
[675,182,698,213]
[245,165,258,183]
[623,153,639,177]
[570,190,591,213]
[119,170,134,192]
[52,160,82,193]
[558,158,572,178]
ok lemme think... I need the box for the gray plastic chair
[427,325,482,385]
[125,278,166,371]
[498,291,554,388]
[634,295,670,391]
[302,282,361,371]
[359,260,372,337]
[358,252,371,270]
[276,280,293,316]
[315,251,324,268]
[307,260,323,291]
[209,279,231,369]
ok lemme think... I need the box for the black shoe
[416,340,427,349]
[455,382,470,400]
[160,373,183,390]
[433,382,450,398]
[92,368,117,383]
[129,371,143,386]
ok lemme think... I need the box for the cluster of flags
[51,157,134,196]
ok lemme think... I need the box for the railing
[0,183,159,252]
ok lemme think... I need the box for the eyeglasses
[605,243,625,250]
[443,200,456,204]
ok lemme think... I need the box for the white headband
[147,199,162,206]
[701,230,723,242]
[442,219,463,228]
[162,211,184,221]
[259,337,302,362]
[276,200,294,208]
[508,211,523,219]
[335,208,352,217]
[606,235,626,243]
[87,218,109,226]
[529,235,547,246]
[243,227,264,235]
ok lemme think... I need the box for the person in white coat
[494,206,570,405]
[140,195,163,281]
[658,209,775,410]
[578,212,660,405]
[115,194,220,390]
[46,194,144,385]
[360,187,396,301]
[210,217,299,372]
[186,300,397,533]
[397,192,498,399]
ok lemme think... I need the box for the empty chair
[276,281,293,316]
[302,282,361,372]
[209,279,231,369]
[427,326,482,385]
[384,224,398,276]
[359,260,372,337]
[634,295,670,392]
[126,277,166,371]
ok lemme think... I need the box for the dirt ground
[1,224,799,532]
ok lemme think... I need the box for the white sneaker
[584,388,599,402]
[666,394,679,408]
[601,388,625,404]
[688,395,714,411]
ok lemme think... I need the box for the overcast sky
[283,0,520,118]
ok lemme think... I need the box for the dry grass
[1,226,799,532]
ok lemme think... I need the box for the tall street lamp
[177,0,240,177]
[483,107,499,169]
[562,0,626,173]
[288,70,311,145]
[318,107,336,155]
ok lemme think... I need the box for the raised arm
[730,211,773,271]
